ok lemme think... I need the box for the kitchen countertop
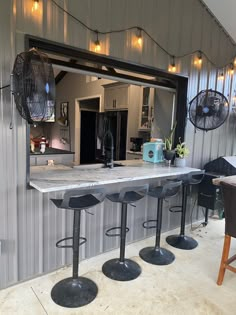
[30,147,75,155]
[126,150,143,155]
[30,160,199,193]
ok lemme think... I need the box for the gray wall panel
[1,0,236,289]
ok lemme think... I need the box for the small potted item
[40,137,46,154]
[163,122,176,166]
[175,138,190,167]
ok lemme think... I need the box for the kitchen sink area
[73,162,125,169]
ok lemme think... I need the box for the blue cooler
[143,141,164,163]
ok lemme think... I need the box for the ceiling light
[218,71,224,80]
[229,63,234,75]
[168,56,176,72]
[94,32,101,53]
[32,0,39,12]
[137,28,143,47]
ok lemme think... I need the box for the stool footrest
[105,226,129,237]
[143,219,157,229]
[56,236,87,248]
[169,205,182,213]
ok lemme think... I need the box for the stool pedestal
[139,198,175,265]
[102,203,141,281]
[102,258,141,281]
[51,211,98,308]
[139,247,175,265]
[51,277,98,308]
[165,234,198,250]
[166,184,198,250]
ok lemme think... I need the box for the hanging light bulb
[218,71,224,80]
[94,31,101,53]
[194,51,202,66]
[32,0,39,12]
[197,51,202,65]
[168,56,176,72]
[137,28,143,47]
[229,63,234,75]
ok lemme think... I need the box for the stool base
[139,247,175,265]
[51,276,98,308]
[166,234,198,250]
[102,258,141,281]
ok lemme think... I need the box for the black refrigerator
[96,110,128,162]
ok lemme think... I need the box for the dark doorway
[80,111,97,164]
[105,110,128,161]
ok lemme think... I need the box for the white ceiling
[202,0,236,43]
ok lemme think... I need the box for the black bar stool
[166,170,205,250]
[50,188,106,308]
[102,184,149,281]
[139,180,182,265]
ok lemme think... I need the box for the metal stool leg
[102,203,141,281]
[139,198,175,265]
[203,208,209,226]
[166,184,198,250]
[51,210,98,308]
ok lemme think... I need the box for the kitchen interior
[29,61,177,168]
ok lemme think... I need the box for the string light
[233,90,236,101]
[168,56,176,73]
[229,63,234,75]
[137,28,143,47]
[218,71,225,80]
[50,0,236,72]
[94,31,101,53]
[193,51,203,67]
[197,51,202,65]
[32,0,39,12]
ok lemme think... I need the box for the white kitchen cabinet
[104,83,129,110]
[30,153,74,166]
[139,87,154,131]
[126,151,143,160]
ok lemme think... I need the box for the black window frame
[25,34,188,188]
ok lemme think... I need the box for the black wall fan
[189,89,229,131]
[12,48,55,124]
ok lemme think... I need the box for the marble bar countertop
[30,160,199,193]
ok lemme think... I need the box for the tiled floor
[0,218,235,315]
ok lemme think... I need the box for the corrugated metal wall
[1,0,236,289]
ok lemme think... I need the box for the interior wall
[53,74,113,155]
[153,89,176,141]
[1,0,236,289]
[54,73,143,163]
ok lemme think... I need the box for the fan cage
[189,89,229,131]
[12,48,55,124]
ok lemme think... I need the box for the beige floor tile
[0,282,46,315]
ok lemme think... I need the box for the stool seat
[102,184,149,281]
[51,189,105,210]
[106,187,147,203]
[139,180,182,266]
[166,170,205,250]
[50,188,106,308]
[148,181,182,199]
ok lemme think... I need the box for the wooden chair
[217,182,236,285]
